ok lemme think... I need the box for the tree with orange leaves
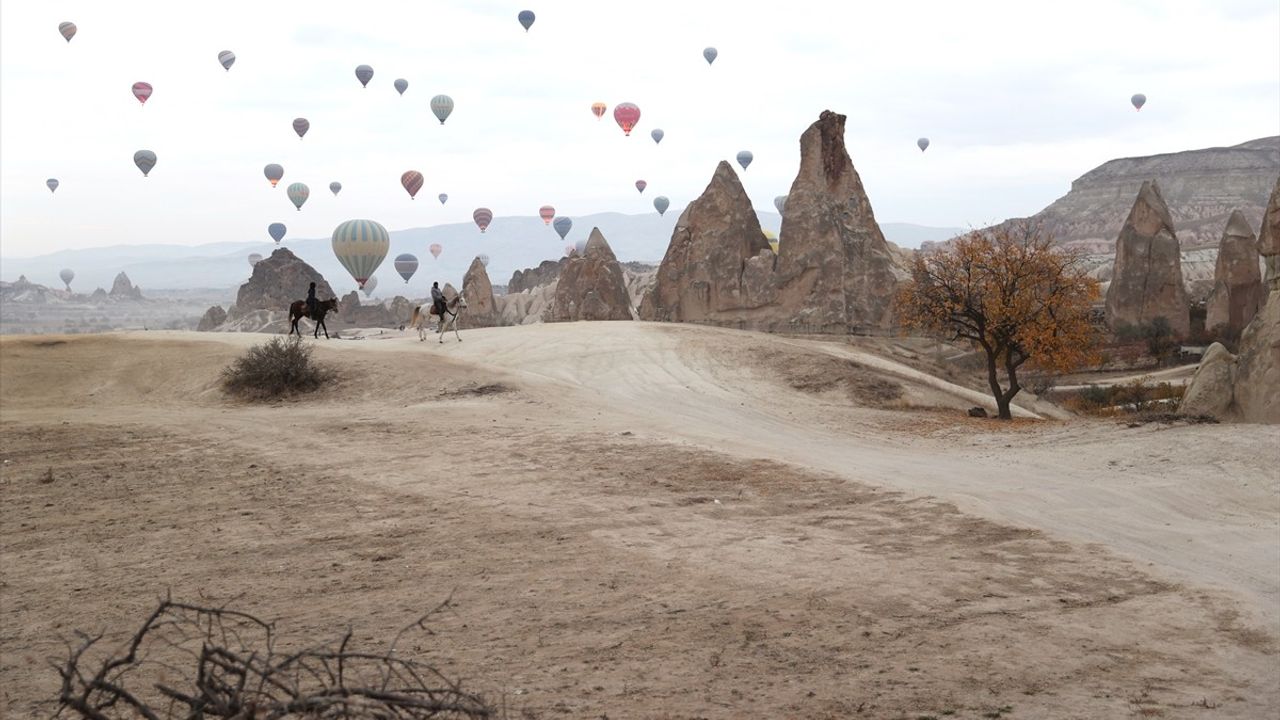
[898,222,1101,420]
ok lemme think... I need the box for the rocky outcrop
[109,272,144,300]
[1259,176,1280,295]
[1233,287,1280,422]
[509,259,565,294]
[1104,180,1190,336]
[1204,211,1262,335]
[639,161,775,323]
[1177,343,1237,418]
[964,137,1278,254]
[773,110,901,332]
[461,258,500,327]
[197,305,227,331]
[89,288,108,303]
[549,228,633,322]
[230,248,335,319]
[336,292,404,328]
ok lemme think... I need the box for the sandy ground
[1,323,1277,719]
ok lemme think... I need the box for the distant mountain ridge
[938,137,1279,253]
[1,213,960,297]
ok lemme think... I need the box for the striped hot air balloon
[613,102,640,136]
[331,219,390,288]
[59,22,76,42]
[539,205,555,225]
[132,82,153,105]
[401,170,424,199]
[635,180,647,194]
[287,183,309,211]
[431,95,454,124]
[268,223,286,243]
[394,253,419,282]
[472,208,493,233]
[264,164,284,188]
[429,243,442,259]
[355,65,374,87]
[591,102,607,120]
[553,216,572,240]
[133,150,156,177]
[293,118,310,139]
[218,51,236,71]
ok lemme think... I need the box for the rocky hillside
[983,137,1278,254]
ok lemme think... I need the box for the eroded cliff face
[1104,180,1190,336]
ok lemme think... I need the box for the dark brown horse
[288,297,339,339]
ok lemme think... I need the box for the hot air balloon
[331,219,390,288]
[293,118,310,139]
[287,183,309,211]
[264,164,284,188]
[518,10,535,31]
[917,137,930,152]
[133,150,157,177]
[394,253,419,282]
[330,181,342,195]
[218,51,236,71]
[553,216,572,240]
[401,171,424,200]
[477,253,490,268]
[362,275,379,297]
[591,102,607,120]
[47,179,59,194]
[613,102,640,136]
[430,95,454,124]
[59,22,76,43]
[539,205,555,224]
[736,150,753,170]
[248,253,263,267]
[394,78,408,95]
[651,128,664,144]
[773,195,786,215]
[355,65,374,87]
[653,196,670,215]
[429,243,443,259]
[473,208,493,233]
[438,193,448,205]
[1131,93,1147,111]
[268,222,287,243]
[703,47,717,65]
[132,82,153,106]
[635,180,647,194]
[59,268,74,290]
[763,230,779,255]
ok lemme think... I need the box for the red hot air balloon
[473,208,493,233]
[132,82,153,105]
[613,102,640,136]
[635,180,647,193]
[401,170,424,199]
[539,205,555,225]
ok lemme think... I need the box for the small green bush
[221,336,334,400]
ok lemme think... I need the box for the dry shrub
[1054,378,1185,416]
[221,335,335,400]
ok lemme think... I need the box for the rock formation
[109,272,144,300]
[509,259,565,294]
[773,110,901,332]
[1177,343,1238,418]
[1204,211,1262,335]
[89,288,108,303]
[1104,180,1190,336]
[230,248,335,318]
[1259,176,1280,295]
[639,161,775,323]
[197,305,227,331]
[461,257,500,328]
[548,228,634,322]
[336,292,405,328]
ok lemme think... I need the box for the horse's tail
[408,306,422,328]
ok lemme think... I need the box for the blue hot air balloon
[394,253,419,283]
[553,216,572,240]
[268,223,287,243]
[518,10,535,31]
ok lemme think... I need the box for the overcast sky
[2,0,1277,258]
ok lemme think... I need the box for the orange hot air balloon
[538,205,555,225]
[591,102,607,120]
[613,102,640,136]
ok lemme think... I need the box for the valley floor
[1,323,1276,719]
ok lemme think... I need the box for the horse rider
[431,282,446,319]
[306,281,318,320]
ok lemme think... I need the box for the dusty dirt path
[2,329,1277,719]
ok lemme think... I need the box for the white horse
[406,292,467,343]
